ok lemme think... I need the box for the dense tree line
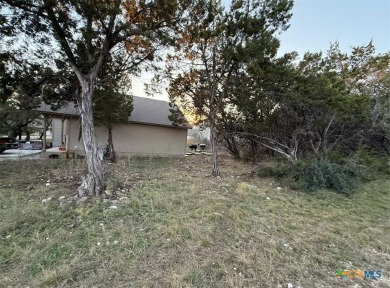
[163,0,388,172]
[219,42,389,163]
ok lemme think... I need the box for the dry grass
[0,155,389,288]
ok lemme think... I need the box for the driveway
[0,149,42,161]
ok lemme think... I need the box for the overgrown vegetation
[221,42,389,166]
[295,160,361,195]
[257,153,390,196]
[1,156,389,287]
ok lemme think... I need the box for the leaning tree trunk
[77,77,104,197]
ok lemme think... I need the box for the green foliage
[295,160,361,195]
[93,89,133,129]
[257,162,295,179]
[223,41,388,163]
[0,49,77,137]
[258,159,363,195]
[165,0,294,171]
[349,146,390,180]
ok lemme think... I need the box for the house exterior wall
[51,118,69,147]
[67,118,187,156]
[51,118,63,147]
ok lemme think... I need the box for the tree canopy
[164,0,294,175]
[1,0,191,196]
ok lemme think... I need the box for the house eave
[128,120,192,130]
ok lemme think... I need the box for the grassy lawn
[1,155,389,287]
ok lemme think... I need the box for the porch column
[65,118,70,151]
[61,118,65,144]
[42,115,47,152]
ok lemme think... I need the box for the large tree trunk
[77,77,104,197]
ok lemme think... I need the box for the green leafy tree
[291,72,369,159]
[0,51,71,138]
[1,0,190,196]
[222,47,371,162]
[221,53,299,162]
[166,0,293,175]
[299,42,388,156]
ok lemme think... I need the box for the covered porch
[36,103,80,159]
[40,146,77,159]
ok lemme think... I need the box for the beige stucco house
[37,96,191,157]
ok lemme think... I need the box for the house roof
[37,102,80,117]
[36,96,192,129]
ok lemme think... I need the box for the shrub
[257,162,295,179]
[348,146,390,180]
[296,160,361,195]
[258,159,362,195]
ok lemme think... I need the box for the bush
[257,162,296,179]
[348,146,390,180]
[258,159,363,195]
[296,160,361,195]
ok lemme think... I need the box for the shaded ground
[0,155,389,287]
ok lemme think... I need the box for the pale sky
[133,0,390,101]
[278,0,390,56]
